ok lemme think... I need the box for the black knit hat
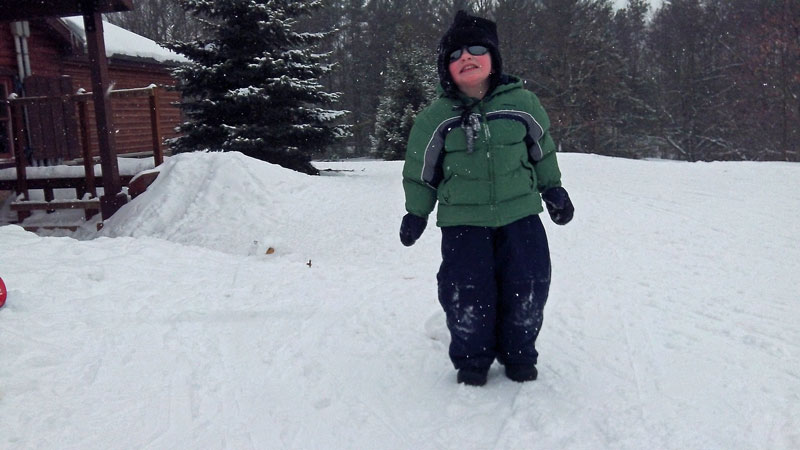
[437,10,503,95]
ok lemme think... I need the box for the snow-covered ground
[1,152,798,449]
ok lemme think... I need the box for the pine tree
[734,0,800,160]
[530,0,628,155]
[494,0,539,80]
[105,0,211,43]
[371,24,437,160]
[612,0,659,158]
[648,0,742,161]
[167,0,349,175]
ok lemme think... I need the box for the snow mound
[95,151,310,256]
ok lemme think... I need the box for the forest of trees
[108,0,800,163]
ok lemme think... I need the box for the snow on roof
[60,16,188,64]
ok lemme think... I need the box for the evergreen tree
[493,0,539,80]
[531,0,628,154]
[612,0,659,157]
[648,0,741,161]
[167,0,349,175]
[105,0,210,43]
[731,0,800,160]
[338,0,374,156]
[371,24,437,160]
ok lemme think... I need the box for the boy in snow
[400,11,574,386]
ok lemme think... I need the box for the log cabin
[0,16,184,169]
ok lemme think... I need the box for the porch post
[149,86,164,166]
[9,98,30,222]
[82,10,126,220]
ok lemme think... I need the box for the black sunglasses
[448,45,489,62]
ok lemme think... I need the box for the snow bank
[93,152,309,256]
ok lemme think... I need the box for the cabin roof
[59,16,188,64]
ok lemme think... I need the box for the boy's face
[448,48,492,93]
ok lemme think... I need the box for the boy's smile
[448,52,492,98]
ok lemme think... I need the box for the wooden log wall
[0,20,182,162]
[62,60,181,159]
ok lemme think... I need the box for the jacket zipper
[478,103,498,223]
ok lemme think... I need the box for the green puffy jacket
[402,76,562,227]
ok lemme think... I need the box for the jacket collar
[437,74,523,103]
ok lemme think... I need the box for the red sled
[0,277,6,308]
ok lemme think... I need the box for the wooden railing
[2,85,166,223]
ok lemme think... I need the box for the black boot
[505,365,537,382]
[457,369,489,386]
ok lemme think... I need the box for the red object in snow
[0,277,6,308]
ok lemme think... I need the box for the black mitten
[399,213,428,246]
[541,187,574,225]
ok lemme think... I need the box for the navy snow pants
[437,214,551,372]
